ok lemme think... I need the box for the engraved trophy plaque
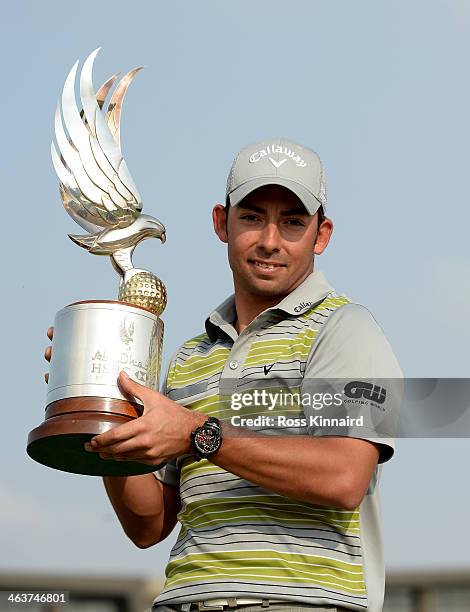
[27,49,167,476]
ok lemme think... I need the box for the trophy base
[27,398,165,476]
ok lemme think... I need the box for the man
[45,138,402,612]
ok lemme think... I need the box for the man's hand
[84,371,206,466]
[44,326,53,383]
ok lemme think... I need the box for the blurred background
[1,1,469,610]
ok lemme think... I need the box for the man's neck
[233,289,285,335]
[232,269,314,334]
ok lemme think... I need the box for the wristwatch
[190,416,223,461]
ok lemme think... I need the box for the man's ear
[314,217,333,255]
[213,204,229,243]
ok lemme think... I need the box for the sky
[1,0,470,580]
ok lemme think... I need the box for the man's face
[213,185,333,300]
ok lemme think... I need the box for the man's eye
[240,214,259,221]
[285,219,304,226]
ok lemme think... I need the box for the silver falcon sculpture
[50,48,166,311]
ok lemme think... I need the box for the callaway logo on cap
[226,138,327,215]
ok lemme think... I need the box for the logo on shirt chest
[293,301,313,313]
[263,363,275,375]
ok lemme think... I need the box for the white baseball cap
[226,137,327,215]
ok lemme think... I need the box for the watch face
[194,426,220,455]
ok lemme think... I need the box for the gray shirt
[153,270,402,612]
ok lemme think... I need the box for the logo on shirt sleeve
[344,381,387,404]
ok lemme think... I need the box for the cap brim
[228,177,323,215]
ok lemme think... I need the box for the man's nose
[257,222,281,252]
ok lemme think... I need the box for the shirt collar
[205,270,334,342]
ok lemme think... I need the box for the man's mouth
[249,259,286,272]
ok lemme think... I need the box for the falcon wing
[51,48,143,233]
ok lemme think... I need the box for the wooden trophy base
[27,397,165,476]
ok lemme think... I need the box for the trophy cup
[27,49,167,477]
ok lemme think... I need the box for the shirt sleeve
[300,302,403,463]
[153,350,181,488]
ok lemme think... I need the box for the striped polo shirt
[152,270,402,612]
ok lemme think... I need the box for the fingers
[95,453,156,465]
[44,345,51,383]
[117,370,151,402]
[44,327,53,383]
[86,438,146,459]
[98,452,126,461]
[85,436,153,463]
[85,438,140,455]
[86,417,142,449]
[89,444,162,464]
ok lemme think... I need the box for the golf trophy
[27,49,167,476]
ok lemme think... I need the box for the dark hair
[317,205,326,227]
